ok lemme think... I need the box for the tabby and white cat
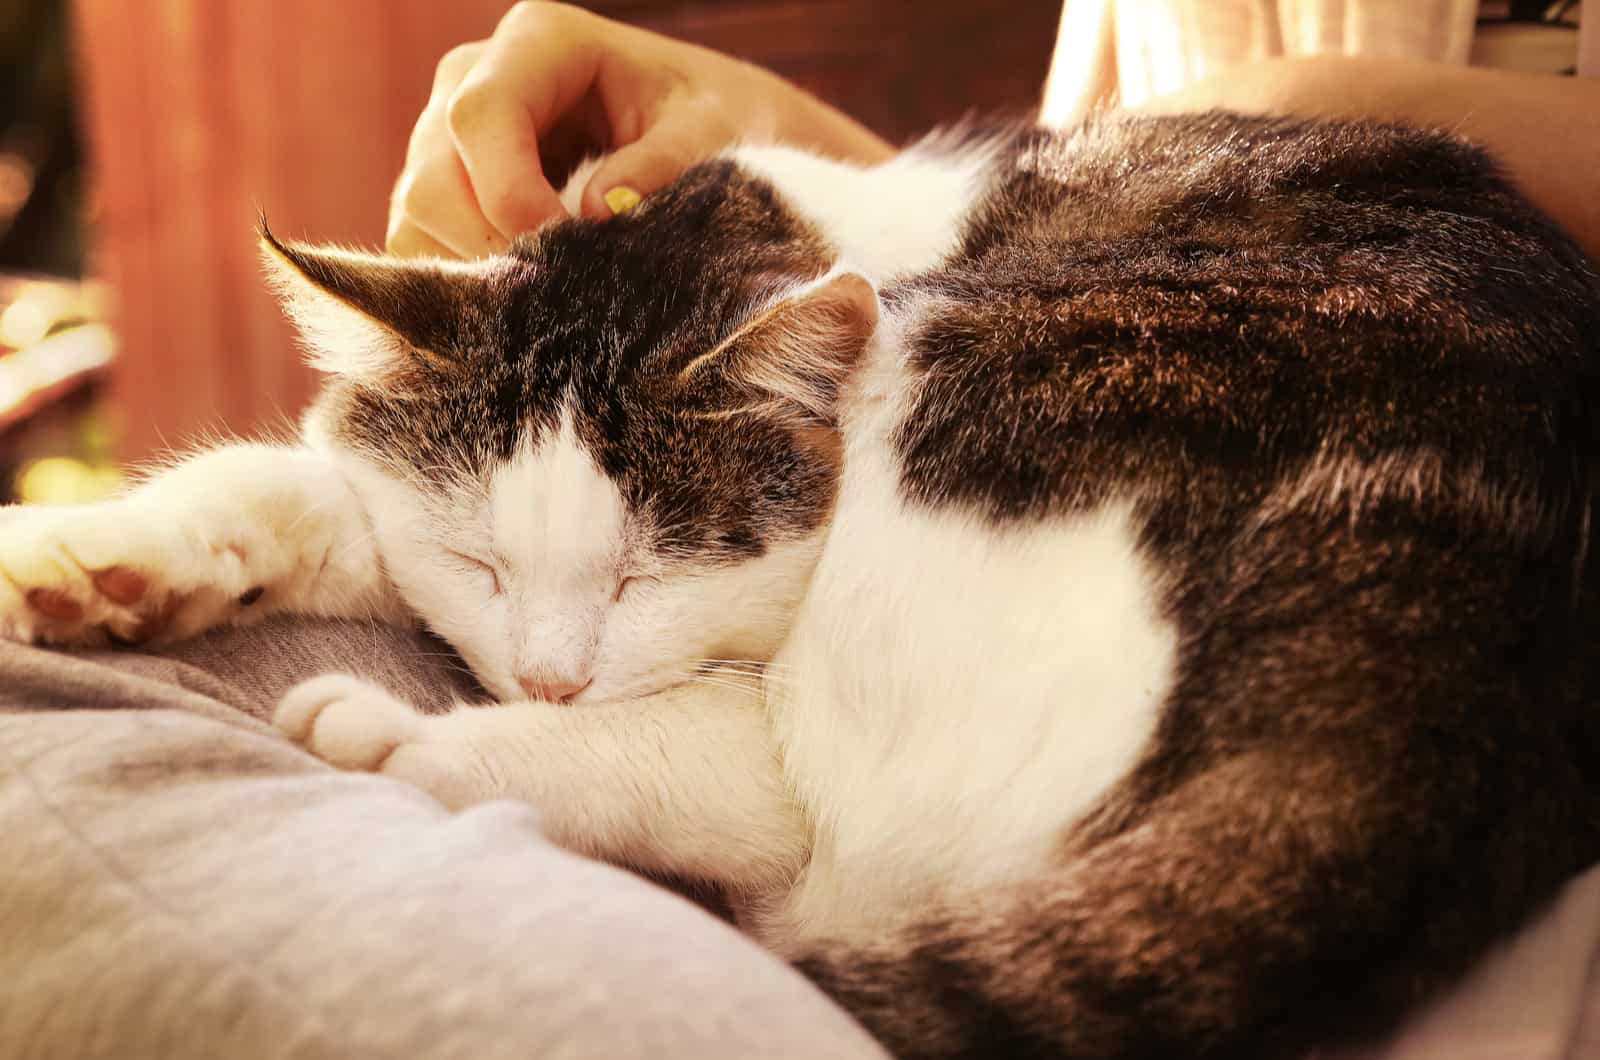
[3,113,1599,1059]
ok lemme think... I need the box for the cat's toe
[275,673,425,772]
[0,510,255,646]
[0,513,125,644]
[0,575,42,644]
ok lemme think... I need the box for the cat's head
[261,161,876,703]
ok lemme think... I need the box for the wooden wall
[70,1,1059,462]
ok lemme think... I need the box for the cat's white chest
[762,402,1179,944]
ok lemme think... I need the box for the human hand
[387,1,893,258]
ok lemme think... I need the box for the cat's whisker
[682,678,766,705]
[698,668,777,689]
[656,666,762,696]
[698,662,793,691]
[697,658,788,676]
[680,670,767,697]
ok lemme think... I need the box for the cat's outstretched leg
[0,443,402,645]
[274,672,807,892]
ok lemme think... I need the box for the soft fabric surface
[0,615,1595,1059]
[0,618,887,1060]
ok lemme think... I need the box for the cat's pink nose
[517,674,591,703]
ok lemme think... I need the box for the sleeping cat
[3,111,1599,1059]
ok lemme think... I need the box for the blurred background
[0,0,1590,505]
[0,0,1062,505]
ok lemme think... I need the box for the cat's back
[888,111,1600,528]
[770,111,1600,948]
[734,113,1600,1059]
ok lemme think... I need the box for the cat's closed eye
[450,550,502,595]
[614,576,637,602]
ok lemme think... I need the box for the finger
[446,76,570,238]
[446,6,612,237]
[578,110,728,218]
[389,151,509,258]
[388,41,504,259]
[387,222,463,260]
[431,41,484,97]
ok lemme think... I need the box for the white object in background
[1581,2,1597,76]
[1042,0,1479,126]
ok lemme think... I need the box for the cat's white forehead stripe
[490,405,625,582]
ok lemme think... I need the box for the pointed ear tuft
[684,271,878,423]
[258,221,476,381]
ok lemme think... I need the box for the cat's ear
[684,271,878,423]
[258,222,483,381]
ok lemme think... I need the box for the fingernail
[603,186,642,216]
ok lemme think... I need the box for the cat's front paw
[274,674,484,808]
[0,503,270,646]
[274,673,426,769]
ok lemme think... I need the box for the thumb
[578,115,729,219]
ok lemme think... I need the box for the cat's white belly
[762,458,1179,944]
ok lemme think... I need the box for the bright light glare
[0,323,117,419]
[16,457,123,504]
[0,284,77,349]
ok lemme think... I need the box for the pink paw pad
[25,588,82,622]
[91,566,147,605]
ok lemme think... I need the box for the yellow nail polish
[604,186,642,215]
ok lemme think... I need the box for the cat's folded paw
[275,673,426,770]
[275,673,483,807]
[0,503,268,646]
